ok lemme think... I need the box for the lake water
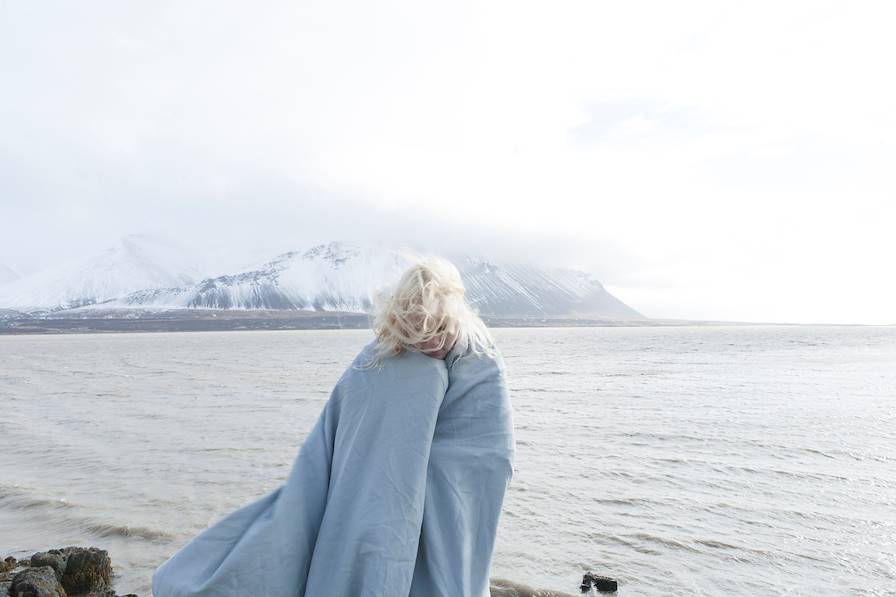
[1,326,894,596]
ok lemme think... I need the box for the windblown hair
[357,256,498,371]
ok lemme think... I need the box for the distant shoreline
[0,308,882,335]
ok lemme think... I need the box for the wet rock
[28,553,67,584]
[2,548,132,597]
[53,548,110,595]
[581,572,618,593]
[9,565,67,597]
[1,558,18,575]
[591,576,617,593]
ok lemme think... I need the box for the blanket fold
[152,336,513,597]
[410,333,516,597]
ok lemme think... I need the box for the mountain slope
[0,264,20,287]
[450,254,643,319]
[104,241,643,319]
[0,235,202,312]
[0,239,643,320]
[112,241,420,312]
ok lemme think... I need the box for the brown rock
[27,553,67,584]
[56,548,110,596]
[9,565,67,597]
[1,559,17,575]
[2,547,141,597]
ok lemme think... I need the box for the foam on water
[1,326,894,595]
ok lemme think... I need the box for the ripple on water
[1,326,895,596]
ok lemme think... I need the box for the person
[404,260,516,597]
[151,256,515,597]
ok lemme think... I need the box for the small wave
[804,448,837,459]
[491,577,578,596]
[720,464,851,482]
[0,484,176,544]
[601,533,663,556]
[628,532,700,553]
[0,485,75,511]
[695,539,739,550]
[590,496,675,508]
[1,494,75,510]
[591,498,639,506]
[84,522,175,542]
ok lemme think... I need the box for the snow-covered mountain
[102,241,643,319]
[0,264,20,287]
[111,241,421,312]
[0,238,643,320]
[449,253,642,320]
[0,234,202,313]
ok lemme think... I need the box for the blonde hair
[357,256,497,371]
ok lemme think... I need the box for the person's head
[359,256,497,370]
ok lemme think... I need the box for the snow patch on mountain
[0,234,202,312]
[109,241,423,311]
[448,252,643,320]
[0,264,20,287]
[102,241,643,319]
[0,238,644,320]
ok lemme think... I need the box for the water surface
[1,326,894,595]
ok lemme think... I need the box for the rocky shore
[0,547,136,597]
[2,546,614,596]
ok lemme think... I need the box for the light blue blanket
[152,335,515,596]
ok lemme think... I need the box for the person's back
[152,255,515,597]
[151,339,449,597]
[366,255,516,596]
[303,340,449,595]
[409,332,516,597]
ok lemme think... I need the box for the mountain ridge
[0,234,201,313]
[0,264,20,287]
[0,238,644,320]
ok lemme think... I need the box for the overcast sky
[2,1,894,324]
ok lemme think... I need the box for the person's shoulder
[391,347,448,381]
[348,338,447,382]
[447,334,504,372]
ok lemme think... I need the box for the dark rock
[23,548,112,597]
[9,565,67,597]
[1,559,17,575]
[592,576,617,592]
[55,548,110,596]
[581,572,593,592]
[1,546,137,597]
[28,553,67,584]
[581,572,617,593]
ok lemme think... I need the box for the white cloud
[1,0,894,323]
